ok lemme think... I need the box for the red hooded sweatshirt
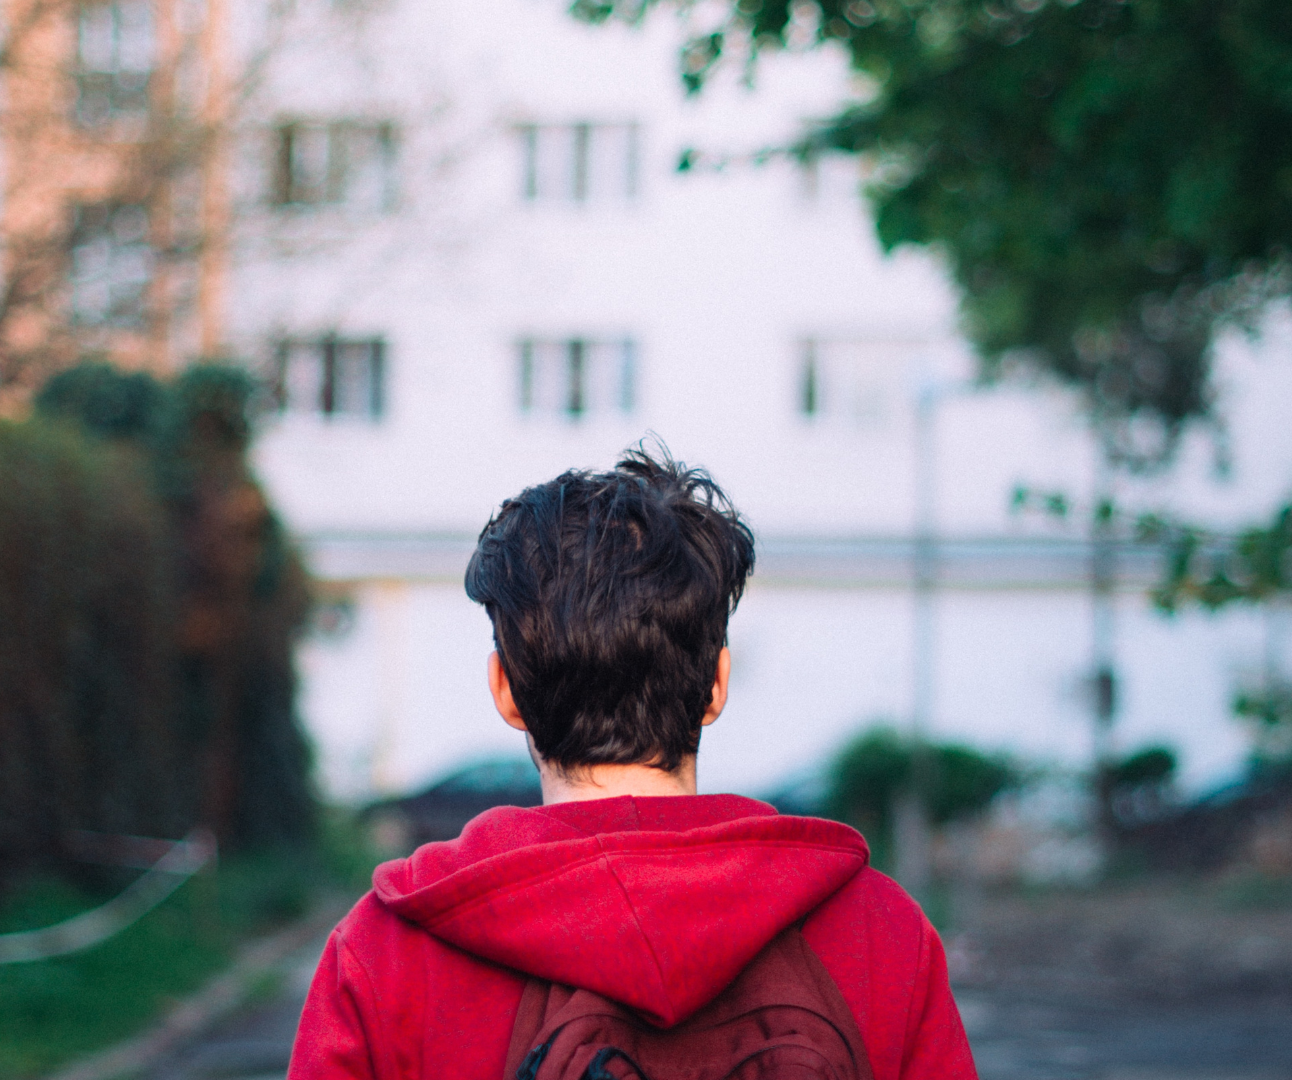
[288,795,977,1080]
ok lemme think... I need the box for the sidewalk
[949,880,1292,1079]
[958,985,1292,1079]
[137,928,329,1080]
[120,918,1292,1080]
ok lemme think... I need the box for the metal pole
[1090,434,1118,843]
[913,378,938,741]
[896,374,937,897]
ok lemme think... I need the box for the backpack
[504,928,873,1080]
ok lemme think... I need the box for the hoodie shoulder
[803,868,974,1080]
[322,889,527,1080]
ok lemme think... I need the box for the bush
[0,362,316,887]
[1111,746,1177,790]
[821,726,1016,869]
[1106,745,1178,829]
[0,421,181,881]
[0,826,376,1078]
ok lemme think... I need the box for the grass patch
[0,809,381,1079]
[0,875,227,1078]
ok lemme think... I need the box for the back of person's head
[465,446,755,773]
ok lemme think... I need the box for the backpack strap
[508,980,581,1080]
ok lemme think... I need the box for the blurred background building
[0,0,232,380]
[6,0,1291,802]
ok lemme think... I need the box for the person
[287,448,977,1080]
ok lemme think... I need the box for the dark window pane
[369,340,386,418]
[320,337,339,415]
[518,341,535,411]
[567,340,586,417]
[619,340,636,413]
[802,341,819,416]
[275,336,386,421]
[69,203,152,328]
[73,1,155,127]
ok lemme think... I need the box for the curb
[45,898,350,1080]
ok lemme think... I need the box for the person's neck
[536,755,698,805]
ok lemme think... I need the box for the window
[518,338,635,418]
[799,339,912,427]
[69,204,152,328]
[273,337,386,419]
[519,123,639,204]
[74,0,155,127]
[271,122,398,211]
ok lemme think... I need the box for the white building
[224,0,1292,801]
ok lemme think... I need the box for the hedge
[0,363,315,887]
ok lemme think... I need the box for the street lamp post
[1090,434,1119,845]
[895,372,943,897]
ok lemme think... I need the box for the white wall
[297,575,1266,800]
[233,0,1292,803]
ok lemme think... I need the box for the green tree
[578,0,1292,464]
[1149,503,1292,613]
[1146,503,1292,764]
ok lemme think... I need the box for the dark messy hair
[465,446,755,772]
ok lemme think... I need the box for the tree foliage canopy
[1148,503,1292,613]
[1138,501,1292,753]
[578,0,1292,462]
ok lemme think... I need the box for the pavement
[949,881,1292,1080]
[137,930,328,1080]
[958,988,1292,1080]
[129,940,1292,1080]
[119,879,1292,1080]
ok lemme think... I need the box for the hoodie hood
[374,794,868,1028]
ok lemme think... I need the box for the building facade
[11,0,1290,799]
[0,0,231,408]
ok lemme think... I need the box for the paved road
[142,933,326,1080]
[140,944,1292,1080]
[958,988,1292,1080]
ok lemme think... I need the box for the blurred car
[762,768,831,819]
[363,757,543,853]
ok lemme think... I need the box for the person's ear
[701,646,731,727]
[488,651,528,732]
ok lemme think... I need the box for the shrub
[0,362,316,887]
[0,421,180,882]
[821,726,1016,868]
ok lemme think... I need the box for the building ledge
[298,531,1165,591]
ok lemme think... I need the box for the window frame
[72,0,156,130]
[516,336,637,420]
[797,337,917,428]
[67,202,154,330]
[272,335,387,421]
[517,122,641,205]
[270,120,400,212]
